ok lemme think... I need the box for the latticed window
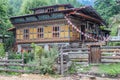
[47,8,54,12]
[38,27,44,38]
[53,26,60,38]
[24,29,29,39]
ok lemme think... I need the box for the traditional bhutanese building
[9,4,110,52]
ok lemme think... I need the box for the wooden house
[9,4,110,52]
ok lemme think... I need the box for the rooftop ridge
[30,4,74,11]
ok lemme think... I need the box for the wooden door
[89,45,101,63]
[81,25,85,41]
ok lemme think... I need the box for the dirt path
[0,74,119,80]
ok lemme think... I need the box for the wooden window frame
[47,8,54,12]
[24,29,29,40]
[37,27,44,38]
[16,29,23,40]
[53,26,60,38]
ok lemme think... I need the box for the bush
[23,52,34,63]
[30,44,59,74]
[68,62,76,74]
[0,43,5,57]
[8,52,22,59]
[8,52,34,64]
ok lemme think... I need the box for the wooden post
[60,46,64,75]
[5,52,8,73]
[89,45,101,63]
[22,53,24,64]
[6,52,8,60]
[22,53,24,73]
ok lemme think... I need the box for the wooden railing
[101,46,120,63]
[0,53,37,73]
[62,47,90,63]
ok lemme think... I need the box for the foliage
[31,43,43,62]
[8,0,23,16]
[0,0,14,51]
[0,43,5,57]
[19,0,83,14]
[99,26,105,30]
[31,44,59,74]
[8,53,22,59]
[109,14,120,36]
[94,0,120,21]
[99,63,120,77]
[68,62,77,74]
[23,52,34,63]
[38,47,59,74]
[20,0,48,14]
[8,52,34,63]
[49,0,83,8]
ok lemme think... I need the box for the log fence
[0,46,120,74]
[0,53,37,73]
[101,46,120,63]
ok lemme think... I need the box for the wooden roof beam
[70,12,103,25]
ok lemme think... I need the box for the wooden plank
[0,63,36,67]
[68,52,90,54]
[102,52,120,55]
[62,48,90,51]
[0,59,23,62]
[69,54,88,59]
[102,56,120,59]
[101,59,120,63]
[101,46,120,49]
[101,49,120,52]
[71,58,88,62]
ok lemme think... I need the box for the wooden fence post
[22,53,24,73]
[89,45,101,64]
[5,52,8,73]
[22,53,24,64]
[60,46,64,75]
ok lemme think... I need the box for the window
[38,27,44,38]
[47,8,54,12]
[53,26,60,38]
[16,29,23,40]
[24,29,29,39]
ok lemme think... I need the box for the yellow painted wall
[29,28,37,39]
[69,25,80,39]
[16,24,71,40]
[64,32,69,37]
[58,6,65,10]
[64,25,69,31]
[16,29,23,40]
[48,33,52,38]
[60,32,65,38]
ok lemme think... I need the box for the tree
[51,0,83,7]
[19,0,83,15]
[0,0,14,51]
[8,0,23,16]
[94,0,120,21]
[109,14,120,36]
[20,0,48,14]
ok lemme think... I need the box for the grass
[98,63,120,77]
[77,64,91,73]
[68,63,120,77]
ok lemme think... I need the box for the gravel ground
[0,74,119,80]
